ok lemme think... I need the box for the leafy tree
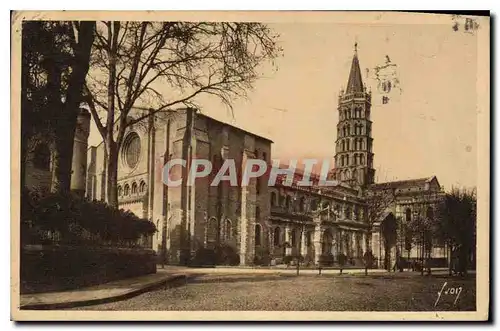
[21,21,95,193]
[380,213,399,271]
[435,187,476,275]
[84,21,282,207]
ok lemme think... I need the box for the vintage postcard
[11,10,490,321]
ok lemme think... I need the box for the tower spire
[346,43,364,94]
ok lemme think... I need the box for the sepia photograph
[10,10,490,321]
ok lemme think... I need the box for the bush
[21,188,157,246]
[190,248,217,267]
[337,253,347,266]
[282,254,303,266]
[283,255,293,265]
[215,244,240,266]
[254,247,271,266]
[319,253,334,267]
[363,250,375,268]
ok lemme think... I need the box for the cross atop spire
[345,43,364,94]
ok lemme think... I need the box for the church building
[24,45,447,268]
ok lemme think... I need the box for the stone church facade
[24,47,447,267]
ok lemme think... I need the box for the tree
[435,187,476,276]
[21,21,96,193]
[380,213,398,271]
[406,190,441,275]
[84,21,281,207]
[364,186,396,260]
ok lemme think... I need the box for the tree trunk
[106,141,119,207]
[50,21,95,195]
[51,114,77,194]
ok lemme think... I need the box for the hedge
[21,188,157,246]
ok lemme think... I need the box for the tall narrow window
[225,219,232,241]
[274,227,281,246]
[271,192,277,206]
[139,181,146,193]
[255,224,262,246]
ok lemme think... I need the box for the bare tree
[364,186,396,259]
[84,21,281,207]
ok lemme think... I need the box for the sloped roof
[346,46,364,94]
[370,176,439,190]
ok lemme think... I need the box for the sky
[88,15,480,191]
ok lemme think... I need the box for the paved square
[74,273,476,311]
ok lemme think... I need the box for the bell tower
[333,43,375,187]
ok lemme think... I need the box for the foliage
[435,187,476,272]
[21,188,157,246]
[318,253,334,267]
[21,21,95,192]
[363,250,375,268]
[190,248,217,267]
[337,252,347,266]
[215,243,240,266]
[83,21,282,207]
[254,246,271,266]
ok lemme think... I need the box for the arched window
[285,195,292,210]
[299,196,305,212]
[346,154,350,166]
[342,140,346,152]
[352,169,357,180]
[405,208,412,223]
[207,217,218,247]
[124,184,130,196]
[131,182,138,195]
[33,143,51,170]
[255,224,262,246]
[256,206,261,220]
[345,205,352,219]
[274,227,281,246]
[345,169,351,180]
[139,181,146,193]
[279,194,285,207]
[346,139,350,151]
[341,155,345,167]
[353,205,360,220]
[360,139,364,150]
[322,230,332,255]
[343,126,347,137]
[347,125,351,135]
[360,154,365,165]
[359,124,364,135]
[271,192,277,206]
[118,185,123,197]
[225,219,232,241]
